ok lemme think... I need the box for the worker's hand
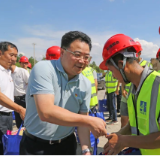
[115,89,119,95]
[89,117,107,138]
[103,133,124,155]
[83,152,92,155]
[122,90,128,98]
[19,107,26,121]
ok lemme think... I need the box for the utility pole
[32,43,36,65]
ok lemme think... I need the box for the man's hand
[122,90,128,98]
[89,117,107,138]
[83,152,92,155]
[115,89,119,95]
[19,107,26,121]
[103,133,125,155]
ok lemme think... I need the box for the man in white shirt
[0,42,26,154]
[11,58,29,128]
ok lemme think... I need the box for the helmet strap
[110,58,130,84]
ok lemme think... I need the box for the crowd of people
[0,31,160,155]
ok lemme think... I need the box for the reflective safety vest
[27,68,31,74]
[125,60,152,93]
[127,71,160,155]
[82,67,98,108]
[158,70,160,73]
[105,71,118,94]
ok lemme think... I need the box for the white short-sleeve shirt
[11,66,29,96]
[0,65,14,112]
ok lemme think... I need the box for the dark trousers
[107,92,117,121]
[20,132,77,155]
[14,95,26,128]
[0,114,13,155]
[117,86,122,112]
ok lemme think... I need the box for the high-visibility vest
[127,71,160,155]
[82,67,98,108]
[105,71,118,94]
[158,70,160,73]
[27,68,31,74]
[125,60,152,93]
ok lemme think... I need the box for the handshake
[87,116,123,155]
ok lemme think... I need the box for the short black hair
[61,31,92,51]
[0,41,18,54]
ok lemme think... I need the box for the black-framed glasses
[63,48,91,62]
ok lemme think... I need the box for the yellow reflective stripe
[105,81,117,83]
[91,83,95,87]
[149,76,160,133]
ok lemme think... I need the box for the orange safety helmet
[99,34,139,70]
[46,46,60,60]
[19,56,29,63]
[156,48,160,59]
[135,41,143,53]
[27,62,32,69]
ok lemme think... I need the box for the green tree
[28,56,38,68]
[89,61,104,73]
[41,56,46,60]
[16,53,23,62]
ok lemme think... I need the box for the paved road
[76,89,121,155]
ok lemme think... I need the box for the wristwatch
[82,148,93,154]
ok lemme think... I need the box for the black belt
[0,111,12,116]
[24,130,73,145]
[14,95,25,100]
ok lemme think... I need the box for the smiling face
[0,46,18,69]
[61,39,90,80]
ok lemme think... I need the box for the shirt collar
[54,58,80,81]
[131,65,152,95]
[14,66,18,73]
[0,65,11,73]
[0,65,5,71]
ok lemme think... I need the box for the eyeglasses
[63,48,91,62]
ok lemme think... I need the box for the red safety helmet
[46,46,60,60]
[99,34,139,70]
[27,62,32,69]
[135,41,143,53]
[19,56,29,63]
[156,48,160,59]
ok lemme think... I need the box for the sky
[0,0,160,66]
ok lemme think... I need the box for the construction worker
[82,58,98,112]
[92,68,98,93]
[100,33,160,155]
[46,46,60,60]
[27,62,32,74]
[105,70,119,124]
[156,48,160,73]
[19,56,29,70]
[120,41,153,128]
